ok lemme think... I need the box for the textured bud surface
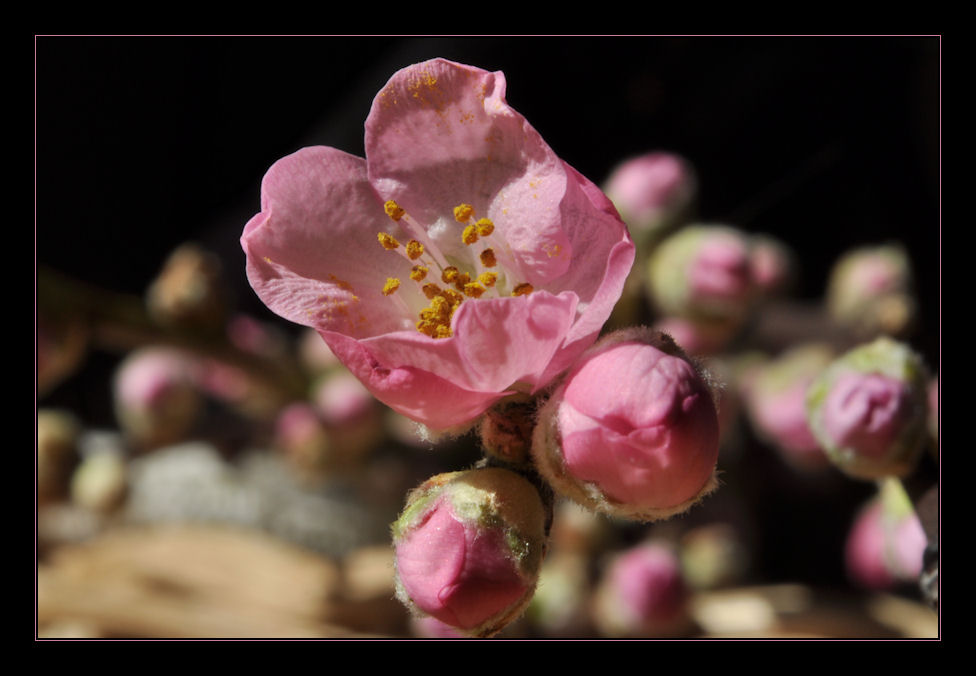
[806,338,929,479]
[532,328,720,521]
[392,468,547,637]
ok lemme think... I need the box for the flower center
[377,200,533,339]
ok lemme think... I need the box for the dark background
[36,36,941,591]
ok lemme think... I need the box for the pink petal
[242,146,408,338]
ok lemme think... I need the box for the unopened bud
[532,328,720,522]
[603,152,696,241]
[806,337,929,480]
[146,243,227,332]
[391,468,547,637]
[648,225,757,323]
[826,244,915,337]
[594,541,692,637]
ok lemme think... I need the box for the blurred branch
[37,265,308,406]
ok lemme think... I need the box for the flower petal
[242,146,409,337]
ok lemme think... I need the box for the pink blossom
[532,328,720,521]
[603,152,696,236]
[242,59,634,431]
[392,468,547,636]
[594,542,690,637]
[822,372,912,459]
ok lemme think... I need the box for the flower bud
[826,244,915,337]
[593,541,692,637]
[806,337,929,480]
[745,343,835,470]
[647,225,757,323]
[391,468,548,637]
[273,402,332,479]
[845,478,926,589]
[749,234,796,298]
[113,347,202,449]
[532,328,720,521]
[312,369,383,465]
[603,152,696,241]
[146,243,228,333]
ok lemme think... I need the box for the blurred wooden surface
[36,524,405,638]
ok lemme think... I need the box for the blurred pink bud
[392,468,547,637]
[845,479,926,589]
[298,328,341,375]
[746,344,834,470]
[603,152,696,238]
[113,348,201,448]
[594,542,691,637]
[146,243,227,332]
[648,226,757,323]
[532,328,720,521]
[827,245,915,337]
[274,402,332,477]
[749,235,795,297]
[311,369,383,464]
[806,338,929,480]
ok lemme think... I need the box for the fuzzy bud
[391,468,547,637]
[532,328,720,521]
[113,348,202,449]
[603,152,696,241]
[146,243,228,333]
[745,344,835,470]
[594,541,692,637]
[647,225,757,323]
[826,244,915,337]
[806,338,929,480]
[845,478,926,589]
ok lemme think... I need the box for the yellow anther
[410,265,428,282]
[430,295,451,316]
[462,225,479,246]
[384,200,405,221]
[416,319,437,337]
[478,271,497,287]
[463,282,486,298]
[442,288,464,306]
[442,266,460,284]
[406,240,425,260]
[378,232,400,250]
[512,283,534,297]
[453,203,475,222]
[453,272,471,291]
[435,325,453,339]
[475,218,495,237]
[382,278,402,296]
[422,283,443,299]
[480,248,497,268]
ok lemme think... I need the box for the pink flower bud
[594,542,691,637]
[603,152,696,239]
[392,468,547,637]
[648,226,757,323]
[845,479,926,589]
[749,235,795,298]
[806,338,929,480]
[532,328,720,521]
[273,402,332,478]
[745,344,835,470]
[113,348,202,448]
[826,245,915,337]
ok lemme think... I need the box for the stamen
[480,248,497,268]
[406,240,425,260]
[442,267,460,284]
[512,283,534,297]
[382,278,402,296]
[478,271,497,288]
[384,200,405,221]
[435,325,453,339]
[378,232,400,250]
[462,225,479,246]
[422,283,443,299]
[475,218,495,237]
[410,265,428,282]
[453,203,475,222]
[463,282,487,298]
[453,272,471,291]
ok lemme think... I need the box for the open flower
[242,59,634,431]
